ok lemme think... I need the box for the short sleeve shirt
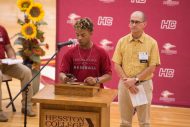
[112,32,160,80]
[60,44,112,82]
[0,25,10,59]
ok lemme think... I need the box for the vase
[23,59,40,95]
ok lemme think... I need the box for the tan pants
[0,64,33,110]
[118,79,153,127]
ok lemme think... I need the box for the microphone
[57,40,75,49]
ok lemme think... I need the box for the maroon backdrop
[56,0,190,107]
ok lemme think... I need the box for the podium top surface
[32,85,117,107]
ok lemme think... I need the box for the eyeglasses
[130,20,144,24]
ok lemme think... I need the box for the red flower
[32,48,44,56]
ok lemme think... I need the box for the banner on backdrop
[56,0,190,107]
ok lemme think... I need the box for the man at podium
[59,18,112,88]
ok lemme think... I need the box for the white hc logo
[159,68,175,78]
[97,16,113,26]
[161,20,177,29]
[131,0,146,3]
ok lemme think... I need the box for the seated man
[59,18,112,87]
[0,25,36,122]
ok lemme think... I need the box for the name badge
[139,52,148,63]
[0,37,3,42]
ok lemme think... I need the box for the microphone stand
[6,49,59,127]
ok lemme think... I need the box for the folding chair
[2,74,16,112]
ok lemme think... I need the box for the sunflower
[26,3,45,22]
[17,0,33,12]
[21,23,37,40]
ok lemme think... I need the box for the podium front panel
[41,109,99,127]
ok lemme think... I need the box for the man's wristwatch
[96,77,99,84]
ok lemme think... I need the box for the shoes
[0,111,8,122]
[21,108,36,117]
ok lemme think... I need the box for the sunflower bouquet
[14,0,48,70]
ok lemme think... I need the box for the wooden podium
[32,84,117,127]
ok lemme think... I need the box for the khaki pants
[118,79,153,127]
[0,64,33,110]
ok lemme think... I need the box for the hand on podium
[59,73,77,83]
[84,77,99,86]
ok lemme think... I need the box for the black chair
[2,74,16,112]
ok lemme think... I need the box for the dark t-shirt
[0,25,10,59]
[60,44,112,85]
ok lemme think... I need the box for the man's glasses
[130,20,144,25]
